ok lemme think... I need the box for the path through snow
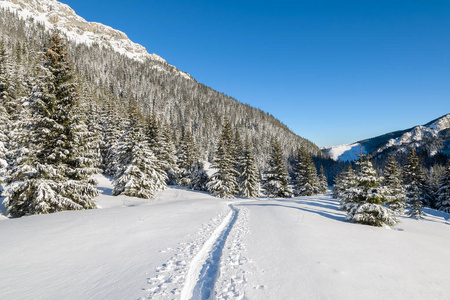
[144,202,256,300]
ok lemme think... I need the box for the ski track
[140,209,227,300]
[214,206,259,300]
[141,203,238,300]
[181,203,238,300]
[141,202,262,300]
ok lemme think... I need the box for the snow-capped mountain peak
[0,0,192,79]
[323,113,450,161]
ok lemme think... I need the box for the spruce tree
[207,120,239,198]
[159,123,180,185]
[145,115,179,185]
[340,155,398,227]
[383,155,406,213]
[112,102,166,198]
[188,160,210,191]
[436,161,450,213]
[239,137,260,198]
[0,40,17,117]
[332,166,356,200]
[292,147,320,196]
[0,102,8,169]
[403,147,425,219]
[262,138,293,198]
[177,127,197,186]
[4,34,98,216]
[101,103,124,176]
[318,165,328,194]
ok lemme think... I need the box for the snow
[322,143,366,162]
[1,175,450,299]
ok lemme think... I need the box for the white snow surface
[1,176,450,299]
[322,143,366,162]
[0,0,192,79]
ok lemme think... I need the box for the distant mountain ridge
[322,114,450,161]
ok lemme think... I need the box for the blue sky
[61,0,449,147]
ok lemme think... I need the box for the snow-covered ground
[1,175,450,299]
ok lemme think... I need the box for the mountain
[322,114,450,161]
[0,0,324,167]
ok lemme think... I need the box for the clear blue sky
[61,0,450,147]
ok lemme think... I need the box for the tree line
[332,148,450,226]
[0,34,328,216]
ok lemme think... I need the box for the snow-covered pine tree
[340,155,398,227]
[145,114,179,185]
[0,101,8,195]
[78,99,102,169]
[0,101,8,169]
[436,160,450,213]
[188,160,209,191]
[403,147,425,219]
[0,40,17,118]
[383,155,406,213]
[160,123,179,185]
[332,166,356,199]
[233,130,244,175]
[239,137,260,198]
[207,120,239,198]
[0,40,12,173]
[318,165,328,194]
[145,113,161,152]
[262,138,293,198]
[4,33,98,216]
[177,127,197,186]
[101,103,124,176]
[112,101,166,198]
[292,147,320,196]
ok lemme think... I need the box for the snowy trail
[180,203,238,300]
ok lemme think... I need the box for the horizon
[60,0,450,148]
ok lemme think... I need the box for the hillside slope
[0,0,324,166]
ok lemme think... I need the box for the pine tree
[262,138,293,198]
[0,102,7,195]
[159,123,180,185]
[332,166,356,200]
[145,114,179,185]
[0,40,17,118]
[239,137,260,198]
[340,155,398,227]
[318,165,328,194]
[383,155,406,213]
[4,34,98,216]
[79,100,102,169]
[188,160,210,191]
[0,102,8,169]
[292,147,320,196]
[112,102,166,198]
[403,147,425,219]
[177,127,197,186]
[436,160,450,213]
[207,120,239,198]
[101,103,124,176]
